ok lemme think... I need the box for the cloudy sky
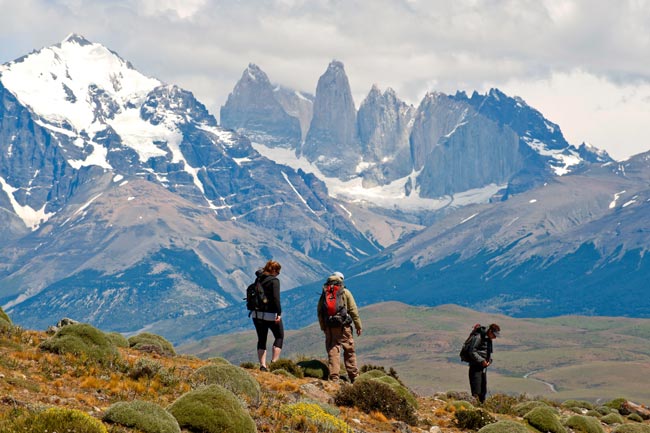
[1,0,648,161]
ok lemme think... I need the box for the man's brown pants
[325,325,358,381]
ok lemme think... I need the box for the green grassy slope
[179,302,650,404]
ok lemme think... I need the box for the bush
[483,393,525,415]
[606,398,628,411]
[334,380,417,425]
[0,307,12,329]
[563,399,594,410]
[39,323,119,364]
[190,364,260,404]
[613,424,650,433]
[102,400,180,433]
[280,402,350,433]
[167,384,255,433]
[596,406,615,415]
[524,406,567,433]
[297,359,329,379]
[513,400,553,417]
[207,357,231,365]
[106,332,129,348]
[628,413,644,422]
[272,368,295,378]
[564,415,605,433]
[269,358,304,378]
[355,369,418,409]
[239,361,256,369]
[22,407,107,433]
[455,408,495,430]
[601,412,625,425]
[129,358,163,380]
[128,332,175,356]
[446,400,475,412]
[478,419,530,433]
[360,364,401,383]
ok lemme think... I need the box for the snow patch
[0,176,55,230]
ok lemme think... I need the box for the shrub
[564,415,605,433]
[605,398,628,411]
[524,406,567,433]
[628,413,644,422]
[102,400,180,433]
[128,332,175,356]
[601,412,625,425]
[167,384,255,433]
[26,407,107,433]
[513,400,552,417]
[280,402,350,433]
[129,358,163,380]
[355,369,418,409]
[39,323,119,364]
[477,419,530,433]
[455,408,496,430]
[0,307,12,329]
[483,393,525,415]
[272,368,295,378]
[360,364,402,383]
[297,359,329,379]
[334,380,417,425]
[586,410,602,418]
[446,400,475,412]
[240,361,256,369]
[190,364,261,404]
[207,357,231,365]
[596,406,615,415]
[613,424,650,433]
[269,358,304,378]
[105,332,129,348]
[563,399,594,410]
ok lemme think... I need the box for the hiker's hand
[275,315,281,323]
[481,360,490,367]
[356,328,362,336]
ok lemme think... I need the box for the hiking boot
[260,366,268,372]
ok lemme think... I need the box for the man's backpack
[245,277,268,315]
[320,282,351,327]
[459,323,483,363]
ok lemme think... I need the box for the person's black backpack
[245,270,268,316]
[459,323,483,362]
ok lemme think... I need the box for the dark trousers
[469,363,488,403]
[253,318,284,350]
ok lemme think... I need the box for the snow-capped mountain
[222,61,613,216]
[0,34,380,333]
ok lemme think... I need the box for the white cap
[333,271,344,280]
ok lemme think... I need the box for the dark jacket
[467,327,493,365]
[259,273,281,315]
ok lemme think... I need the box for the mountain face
[0,35,380,334]
[225,64,612,207]
[220,64,302,147]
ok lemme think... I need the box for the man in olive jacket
[317,271,362,383]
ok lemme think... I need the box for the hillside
[179,303,650,404]
[2,311,650,433]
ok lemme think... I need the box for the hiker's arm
[468,335,485,364]
[345,291,362,332]
[272,278,281,316]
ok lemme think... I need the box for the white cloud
[0,0,649,160]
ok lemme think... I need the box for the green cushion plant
[102,400,180,433]
[167,384,255,433]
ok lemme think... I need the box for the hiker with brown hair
[251,260,283,371]
[317,271,362,383]
[465,323,500,403]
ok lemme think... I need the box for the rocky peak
[220,64,301,147]
[302,60,360,176]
